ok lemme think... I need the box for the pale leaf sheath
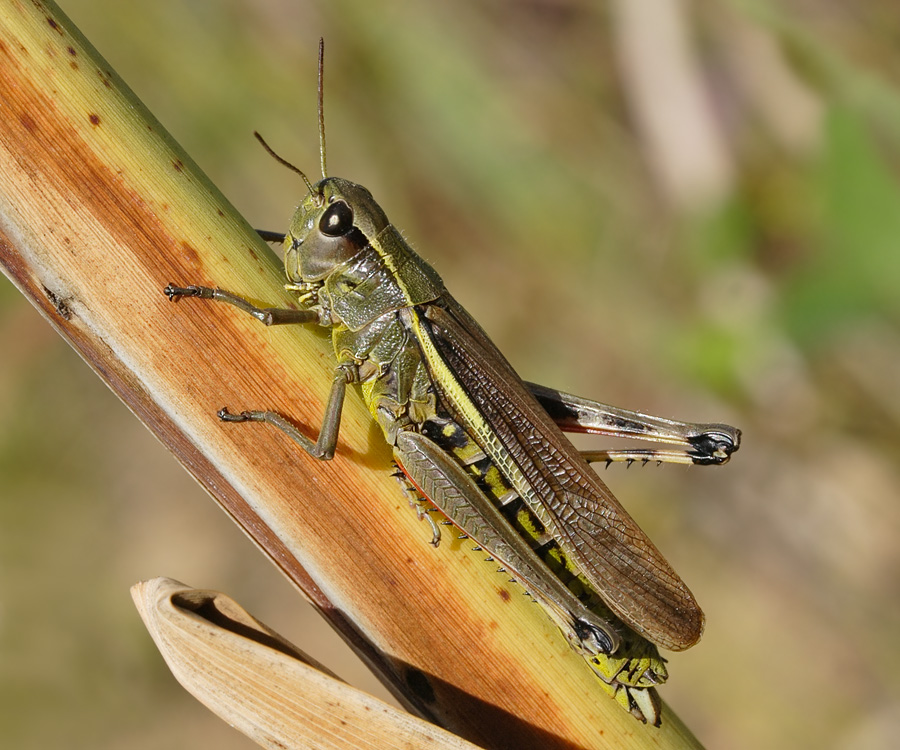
[131,578,485,750]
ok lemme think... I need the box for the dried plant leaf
[132,578,485,750]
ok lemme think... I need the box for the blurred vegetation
[2,0,899,748]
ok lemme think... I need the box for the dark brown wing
[418,298,703,651]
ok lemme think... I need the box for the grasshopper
[165,42,740,726]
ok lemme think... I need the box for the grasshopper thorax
[283,177,389,284]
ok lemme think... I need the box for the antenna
[253,131,314,195]
[317,37,327,180]
[253,39,329,197]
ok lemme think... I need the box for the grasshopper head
[283,177,389,284]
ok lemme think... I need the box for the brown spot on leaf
[19,113,37,133]
[67,46,76,56]
[498,588,511,602]
[180,241,200,265]
[43,286,73,320]
[88,113,100,126]
[46,18,62,34]
[172,159,184,172]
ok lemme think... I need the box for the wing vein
[420,300,703,650]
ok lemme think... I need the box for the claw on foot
[164,283,202,301]
[217,407,251,423]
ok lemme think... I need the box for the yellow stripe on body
[404,309,541,512]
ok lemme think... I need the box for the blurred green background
[2,0,900,748]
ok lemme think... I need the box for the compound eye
[319,201,354,237]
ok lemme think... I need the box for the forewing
[419,299,703,651]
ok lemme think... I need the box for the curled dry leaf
[131,577,485,750]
